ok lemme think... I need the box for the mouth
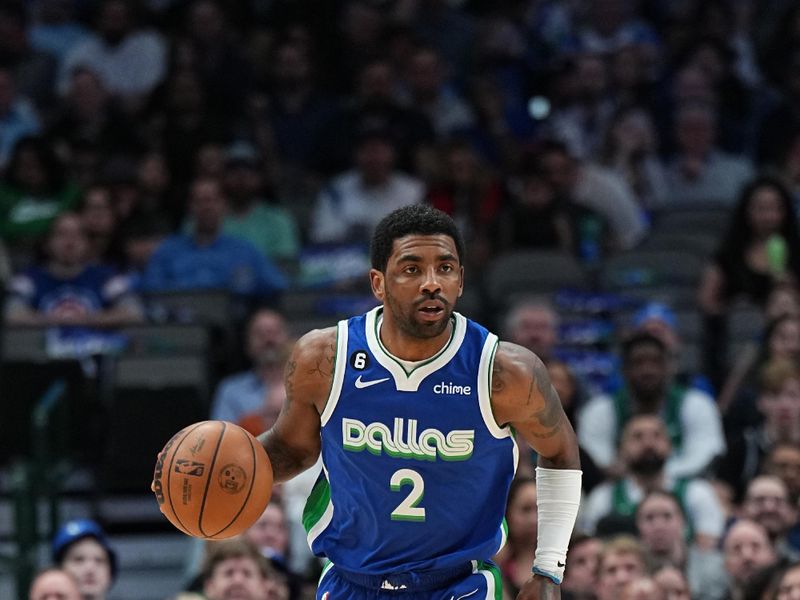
[417,300,446,321]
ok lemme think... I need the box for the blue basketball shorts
[315,560,503,600]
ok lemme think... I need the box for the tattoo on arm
[262,430,306,480]
[308,342,335,378]
[529,359,562,439]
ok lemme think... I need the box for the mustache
[414,293,449,307]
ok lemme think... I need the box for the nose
[420,268,441,295]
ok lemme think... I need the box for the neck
[630,470,664,492]
[378,312,453,362]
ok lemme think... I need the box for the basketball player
[259,204,582,599]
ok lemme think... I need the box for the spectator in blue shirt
[141,176,287,305]
[210,308,290,434]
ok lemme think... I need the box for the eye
[440,263,454,272]
[403,265,419,274]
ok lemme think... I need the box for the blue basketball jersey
[303,306,518,575]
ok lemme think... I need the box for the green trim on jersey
[303,476,332,533]
[477,560,503,600]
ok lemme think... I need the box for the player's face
[60,538,112,598]
[372,234,463,340]
[204,557,267,600]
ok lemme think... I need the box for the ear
[458,265,464,297]
[370,268,385,302]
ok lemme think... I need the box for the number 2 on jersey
[390,468,425,521]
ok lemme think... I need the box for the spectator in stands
[180,0,254,117]
[635,490,728,599]
[717,359,800,501]
[581,415,724,548]
[652,565,691,600]
[495,477,537,597]
[665,101,754,206]
[545,52,615,160]
[701,176,800,389]
[78,184,122,267]
[5,211,143,328]
[0,2,57,114]
[0,135,81,249]
[28,0,90,67]
[722,519,778,600]
[560,533,602,600]
[243,501,300,600]
[426,139,503,267]
[314,57,435,176]
[59,0,167,112]
[0,66,41,170]
[400,45,476,139]
[141,176,287,306]
[772,561,800,599]
[52,519,117,600]
[595,536,648,600]
[219,141,300,262]
[503,297,559,363]
[740,476,800,560]
[496,158,611,262]
[309,124,424,245]
[49,67,142,166]
[764,443,800,506]
[201,538,275,600]
[210,308,290,433]
[620,576,664,600]
[538,139,647,251]
[28,568,81,600]
[599,106,669,211]
[578,332,725,480]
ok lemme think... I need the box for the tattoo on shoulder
[308,342,336,379]
[529,359,562,438]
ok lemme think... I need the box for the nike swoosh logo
[557,561,565,568]
[449,588,479,600]
[355,375,390,389]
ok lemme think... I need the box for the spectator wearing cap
[309,124,425,245]
[52,519,117,600]
[217,141,300,262]
[578,331,725,480]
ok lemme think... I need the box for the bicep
[491,344,580,469]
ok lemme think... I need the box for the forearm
[258,428,319,483]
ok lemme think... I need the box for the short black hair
[370,203,464,272]
[621,330,667,363]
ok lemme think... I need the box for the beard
[628,450,666,476]
[383,289,453,340]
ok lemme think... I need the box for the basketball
[151,421,273,540]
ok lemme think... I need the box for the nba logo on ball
[218,464,247,494]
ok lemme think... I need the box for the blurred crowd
[8,0,800,599]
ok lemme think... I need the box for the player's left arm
[491,341,582,600]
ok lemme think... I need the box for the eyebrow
[396,253,458,263]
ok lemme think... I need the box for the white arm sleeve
[533,467,582,584]
[685,480,725,539]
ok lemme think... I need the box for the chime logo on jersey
[342,417,474,461]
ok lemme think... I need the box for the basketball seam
[209,425,259,538]
[198,421,226,538]
[166,421,207,536]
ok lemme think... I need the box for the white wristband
[532,466,582,584]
